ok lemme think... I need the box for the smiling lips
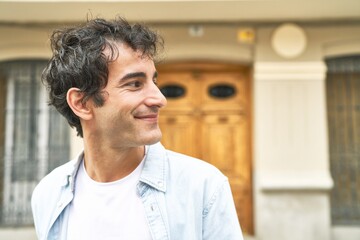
[134,114,159,122]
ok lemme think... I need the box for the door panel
[157,72,198,113]
[201,113,252,233]
[159,114,200,159]
[201,114,247,177]
[200,72,247,113]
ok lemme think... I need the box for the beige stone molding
[259,170,334,191]
[254,61,327,81]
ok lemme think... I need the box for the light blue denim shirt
[31,142,243,240]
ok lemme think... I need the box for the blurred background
[0,0,359,239]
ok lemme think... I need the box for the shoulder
[31,158,78,216]
[31,158,79,238]
[164,149,232,216]
[166,149,225,178]
[32,159,76,199]
[165,149,228,193]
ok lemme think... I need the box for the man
[31,17,243,240]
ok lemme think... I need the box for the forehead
[104,42,156,78]
[103,41,152,62]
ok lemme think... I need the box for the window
[0,60,70,226]
[326,55,360,225]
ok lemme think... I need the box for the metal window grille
[0,60,70,226]
[326,55,360,226]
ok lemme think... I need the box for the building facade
[0,1,359,239]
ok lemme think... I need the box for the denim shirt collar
[61,142,167,193]
[139,142,167,193]
[60,152,83,191]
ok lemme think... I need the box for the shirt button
[158,181,163,187]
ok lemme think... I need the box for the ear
[66,88,93,120]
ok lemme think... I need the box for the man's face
[90,43,167,148]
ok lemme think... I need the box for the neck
[82,138,145,183]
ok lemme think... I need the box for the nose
[144,82,167,108]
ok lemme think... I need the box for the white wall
[253,61,332,240]
[0,228,37,240]
[0,26,51,61]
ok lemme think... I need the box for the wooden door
[157,63,253,234]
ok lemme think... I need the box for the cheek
[105,105,132,125]
[100,94,139,121]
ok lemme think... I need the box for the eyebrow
[120,72,146,82]
[120,71,158,82]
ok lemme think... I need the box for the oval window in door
[160,84,186,99]
[208,84,236,99]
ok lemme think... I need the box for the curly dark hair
[42,17,163,137]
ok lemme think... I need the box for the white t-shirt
[67,155,152,240]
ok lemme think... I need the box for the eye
[127,80,142,88]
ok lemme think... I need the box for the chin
[142,132,162,146]
[145,136,162,146]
